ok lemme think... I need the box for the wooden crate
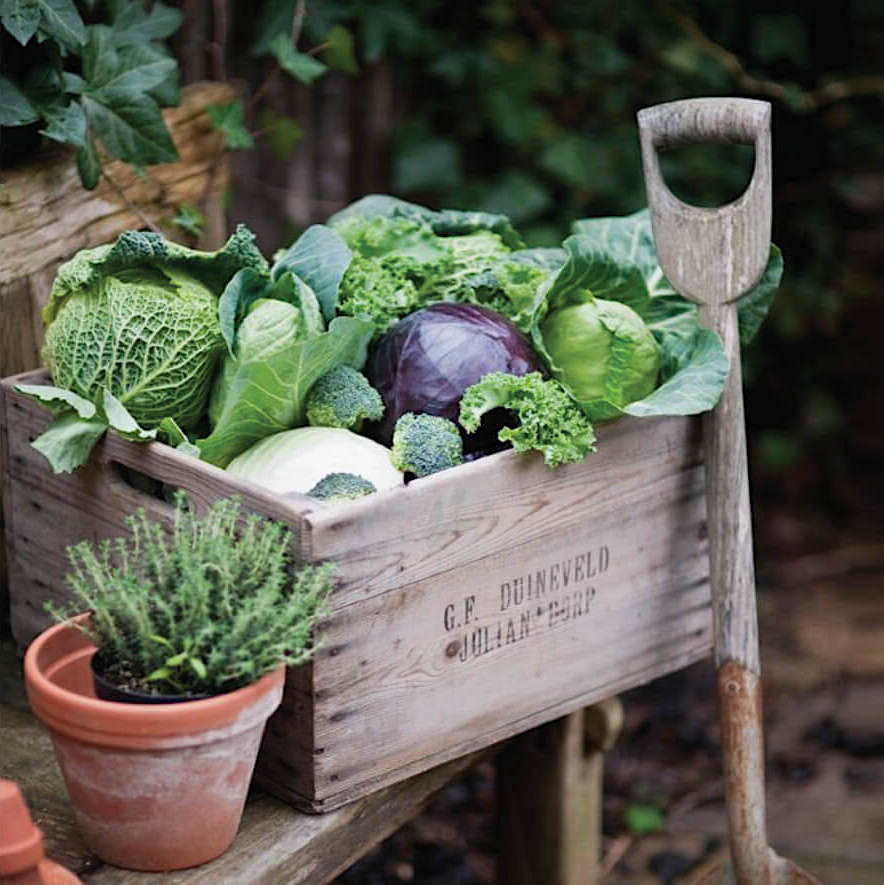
[1,370,712,812]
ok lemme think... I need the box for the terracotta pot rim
[24,615,286,748]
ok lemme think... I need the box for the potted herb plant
[23,496,334,872]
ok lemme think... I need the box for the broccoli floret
[391,413,464,478]
[308,472,377,502]
[459,372,596,468]
[305,366,384,432]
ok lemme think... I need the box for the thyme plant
[54,495,334,697]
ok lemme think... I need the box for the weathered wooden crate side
[2,372,711,812]
[255,415,711,810]
[0,372,318,644]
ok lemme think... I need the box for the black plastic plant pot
[90,653,210,705]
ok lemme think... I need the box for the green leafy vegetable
[391,412,465,477]
[539,299,661,421]
[459,372,597,467]
[198,303,372,467]
[530,223,734,420]
[570,209,782,347]
[333,214,455,335]
[19,227,265,473]
[328,194,525,249]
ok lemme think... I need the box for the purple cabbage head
[365,303,543,451]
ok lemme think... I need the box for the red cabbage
[365,303,543,451]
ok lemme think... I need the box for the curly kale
[391,412,465,478]
[305,366,384,432]
[333,215,454,335]
[459,372,597,468]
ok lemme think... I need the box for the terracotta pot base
[24,617,285,872]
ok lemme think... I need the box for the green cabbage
[18,227,266,472]
[539,300,661,421]
[44,268,222,429]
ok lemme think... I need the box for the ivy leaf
[36,0,86,51]
[207,101,253,149]
[258,108,303,160]
[1,0,42,45]
[40,99,87,146]
[270,33,327,84]
[0,75,40,125]
[82,89,178,165]
[62,71,86,93]
[171,203,205,237]
[76,134,101,189]
[83,27,176,93]
[251,0,296,55]
[81,25,118,87]
[320,24,359,75]
[110,1,182,45]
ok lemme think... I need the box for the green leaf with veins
[82,90,178,165]
[40,100,87,147]
[110,1,181,45]
[35,0,86,50]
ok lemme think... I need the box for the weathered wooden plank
[305,414,705,608]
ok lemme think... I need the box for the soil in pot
[24,617,285,872]
[90,651,211,704]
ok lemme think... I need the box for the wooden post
[497,698,623,885]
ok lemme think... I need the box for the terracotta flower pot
[0,778,82,884]
[23,616,285,872]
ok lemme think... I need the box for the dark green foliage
[305,366,384,431]
[52,496,334,697]
[391,412,464,477]
[308,472,377,501]
[1,1,183,188]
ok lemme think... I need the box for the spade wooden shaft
[638,98,818,885]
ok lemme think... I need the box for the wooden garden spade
[637,98,820,885]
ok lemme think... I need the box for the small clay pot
[24,615,285,872]
[0,778,82,884]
